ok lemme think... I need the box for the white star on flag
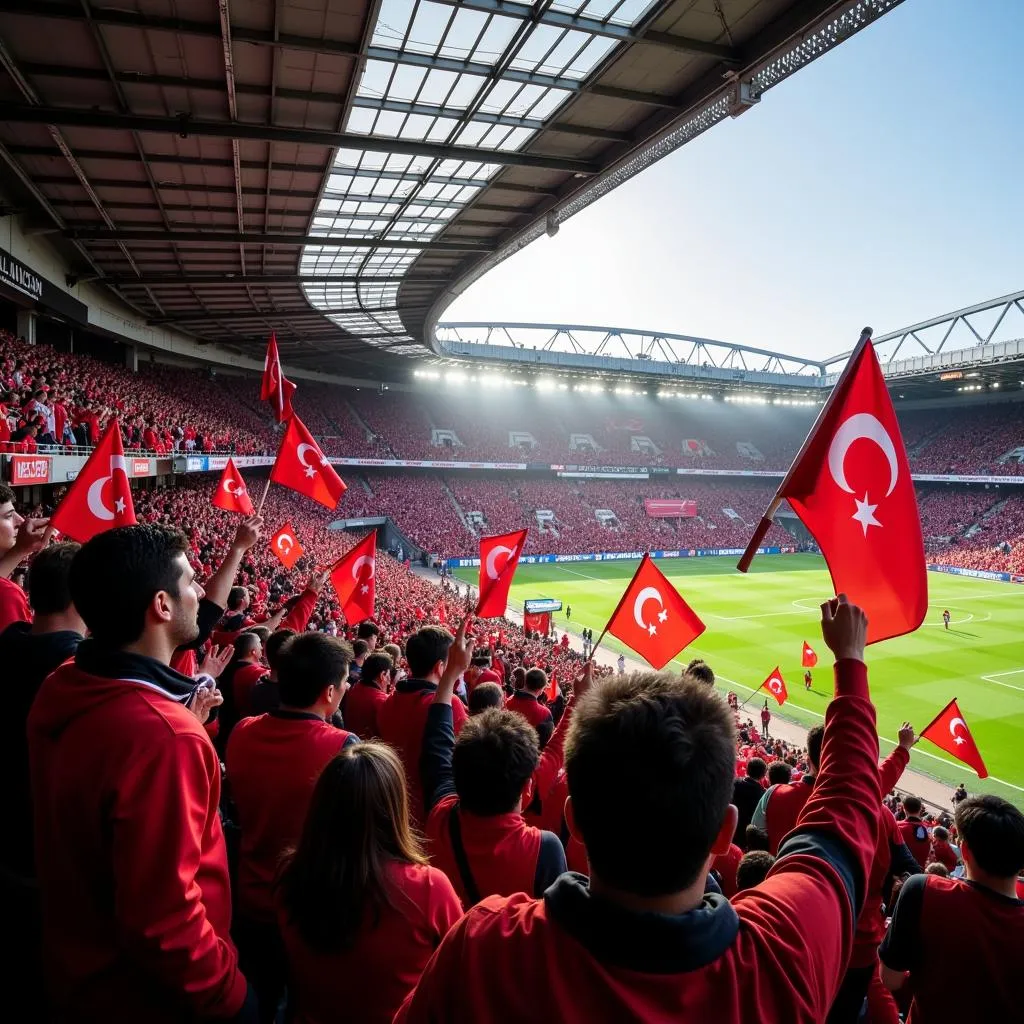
[114,498,126,514]
[647,623,657,636]
[304,464,316,479]
[657,609,668,623]
[360,584,369,594]
[954,735,964,746]
[851,492,882,536]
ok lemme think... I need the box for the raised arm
[201,517,262,610]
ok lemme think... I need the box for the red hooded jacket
[27,643,251,1022]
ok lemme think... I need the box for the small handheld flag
[761,667,788,706]
[604,554,705,670]
[476,529,528,618]
[270,415,346,509]
[330,531,377,624]
[920,698,988,779]
[270,522,303,569]
[260,332,296,423]
[212,458,254,515]
[801,641,818,668]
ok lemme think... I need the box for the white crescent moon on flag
[222,478,246,497]
[949,716,967,738]
[828,413,899,497]
[768,677,783,693]
[296,442,320,470]
[86,454,128,521]
[276,534,294,555]
[632,586,664,630]
[485,544,514,581]
[352,554,375,580]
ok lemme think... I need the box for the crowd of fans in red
[3,466,1022,1023]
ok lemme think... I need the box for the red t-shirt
[505,690,554,731]
[897,818,931,870]
[713,843,743,898]
[226,710,357,920]
[0,575,31,633]
[344,680,389,740]
[278,860,462,1024]
[378,680,468,827]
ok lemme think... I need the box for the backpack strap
[447,803,481,906]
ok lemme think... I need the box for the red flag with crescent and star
[476,528,528,618]
[740,335,926,644]
[269,521,303,569]
[269,414,346,509]
[760,667,788,706]
[605,554,705,670]
[211,458,254,515]
[330,530,377,623]
[801,641,818,668]
[920,698,988,779]
[51,418,136,542]
[260,332,296,423]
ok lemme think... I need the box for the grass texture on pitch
[455,554,1024,805]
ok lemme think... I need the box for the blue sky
[445,0,1024,361]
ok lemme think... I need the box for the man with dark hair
[469,681,504,715]
[248,628,295,715]
[768,761,793,787]
[732,757,768,847]
[753,724,825,854]
[379,624,467,825]
[419,617,570,908]
[398,595,882,1023]
[897,795,932,868]
[28,524,256,1022]
[348,638,369,682]
[684,658,715,686]
[736,851,776,892]
[880,795,1024,1020]
[356,619,380,651]
[343,650,393,739]
[0,483,48,632]
[506,667,555,747]
[227,632,357,1021]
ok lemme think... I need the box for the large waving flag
[476,529,528,618]
[738,331,926,644]
[605,554,705,670]
[330,530,377,623]
[270,415,346,509]
[921,698,988,779]
[261,332,296,423]
[212,458,254,515]
[51,419,136,542]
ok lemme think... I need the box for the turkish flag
[51,418,136,543]
[261,332,296,423]
[739,335,926,644]
[801,641,818,668]
[476,529,528,618]
[270,415,346,509]
[605,554,705,670]
[921,698,988,779]
[761,667,788,706]
[270,521,303,569]
[546,670,558,703]
[211,458,254,515]
[330,531,377,623]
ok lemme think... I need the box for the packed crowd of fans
[3,470,1021,1023]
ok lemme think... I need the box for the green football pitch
[455,554,1024,805]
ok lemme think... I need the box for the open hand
[203,644,235,679]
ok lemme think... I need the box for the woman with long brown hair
[277,742,462,1024]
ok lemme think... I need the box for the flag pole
[737,326,874,574]
[738,680,765,710]
[919,696,956,738]
[255,476,272,515]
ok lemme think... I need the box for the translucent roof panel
[303,0,659,354]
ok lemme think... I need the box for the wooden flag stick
[585,624,609,665]
[255,476,272,516]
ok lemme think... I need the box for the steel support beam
[107,273,435,286]
[147,304,423,324]
[0,105,598,174]
[62,227,495,251]
[425,0,738,60]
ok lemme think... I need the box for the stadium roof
[0,0,904,376]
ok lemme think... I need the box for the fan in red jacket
[397,597,881,1024]
[505,667,555,748]
[227,631,358,1021]
[0,484,47,632]
[343,651,394,739]
[751,724,824,854]
[419,619,572,909]
[896,796,933,868]
[880,794,1024,1022]
[27,524,256,1023]
[378,625,468,826]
